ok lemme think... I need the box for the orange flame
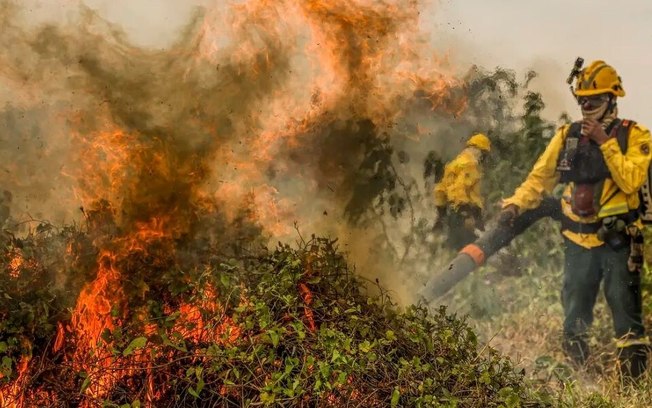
[170,285,242,345]
[0,355,31,408]
[69,250,124,402]
[7,251,23,280]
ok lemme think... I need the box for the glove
[498,204,519,226]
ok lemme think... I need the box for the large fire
[0,0,469,406]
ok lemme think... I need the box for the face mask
[580,98,609,121]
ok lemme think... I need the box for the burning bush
[0,221,553,407]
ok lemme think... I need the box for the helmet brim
[574,88,625,98]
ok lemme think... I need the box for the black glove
[498,204,519,227]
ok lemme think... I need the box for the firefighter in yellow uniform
[434,133,491,250]
[500,60,651,378]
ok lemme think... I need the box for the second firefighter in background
[434,133,491,250]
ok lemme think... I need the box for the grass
[437,221,652,407]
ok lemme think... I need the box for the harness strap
[560,209,639,235]
[615,119,635,152]
[561,217,602,234]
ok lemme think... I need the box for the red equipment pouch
[572,183,597,217]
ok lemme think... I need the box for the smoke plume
[0,0,526,304]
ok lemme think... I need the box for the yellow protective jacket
[502,121,652,248]
[434,148,484,211]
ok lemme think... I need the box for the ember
[6,251,23,279]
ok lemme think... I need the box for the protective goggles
[576,94,610,109]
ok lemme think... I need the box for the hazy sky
[430,0,652,121]
[19,0,652,122]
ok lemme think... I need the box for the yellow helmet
[574,60,625,97]
[466,133,491,152]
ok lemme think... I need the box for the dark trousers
[445,206,482,251]
[561,238,646,375]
